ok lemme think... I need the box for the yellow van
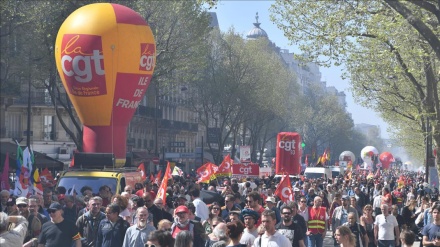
[57,168,143,196]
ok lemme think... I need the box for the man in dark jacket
[142,192,164,228]
[96,203,130,247]
[76,196,106,247]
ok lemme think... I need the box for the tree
[270,0,439,173]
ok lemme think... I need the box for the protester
[157,219,172,231]
[204,202,222,234]
[374,204,400,247]
[400,230,416,247]
[0,190,10,213]
[145,230,175,247]
[335,225,356,247]
[96,203,130,247]
[222,194,240,222]
[170,205,206,246]
[189,188,209,222]
[175,230,193,247]
[276,205,305,247]
[38,202,81,247]
[240,208,259,247]
[76,196,106,247]
[343,212,368,247]
[22,197,49,246]
[206,222,228,247]
[252,209,291,247]
[359,204,375,247]
[0,213,28,247]
[225,221,246,247]
[123,207,156,247]
[245,192,264,226]
[422,204,440,246]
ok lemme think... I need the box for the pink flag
[0,153,10,191]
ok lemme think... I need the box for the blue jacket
[96,217,130,247]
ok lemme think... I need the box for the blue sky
[210,1,390,139]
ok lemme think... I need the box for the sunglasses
[145,245,157,247]
[47,209,58,214]
[300,201,306,203]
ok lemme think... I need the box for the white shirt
[374,214,398,240]
[240,228,259,247]
[192,197,209,222]
[373,195,382,209]
[0,216,28,247]
[252,231,292,247]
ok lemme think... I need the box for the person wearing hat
[221,194,241,222]
[170,205,205,247]
[276,204,305,247]
[16,197,29,219]
[331,195,359,247]
[38,202,82,247]
[5,197,18,216]
[228,210,241,224]
[22,196,49,247]
[265,196,281,224]
[240,208,259,246]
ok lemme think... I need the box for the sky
[210,1,390,139]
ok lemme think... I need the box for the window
[43,115,56,140]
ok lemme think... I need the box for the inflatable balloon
[339,151,355,162]
[276,132,302,175]
[379,152,394,169]
[55,3,156,167]
[360,146,378,170]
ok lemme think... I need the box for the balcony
[13,94,69,106]
[135,105,162,119]
[159,119,198,132]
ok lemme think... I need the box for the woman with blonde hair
[335,225,356,247]
[112,194,131,222]
[157,219,172,231]
[360,204,375,247]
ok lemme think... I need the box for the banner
[240,146,251,163]
[40,168,55,187]
[276,132,302,175]
[259,167,272,178]
[32,168,43,195]
[231,163,259,179]
[172,166,184,177]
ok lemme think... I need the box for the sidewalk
[322,230,421,246]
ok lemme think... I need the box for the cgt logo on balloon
[60,34,106,96]
[139,43,155,72]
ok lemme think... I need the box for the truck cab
[303,167,332,181]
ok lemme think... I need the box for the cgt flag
[196,162,218,184]
[215,154,233,177]
[274,174,293,203]
[137,163,146,180]
[156,162,171,203]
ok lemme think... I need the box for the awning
[0,142,64,171]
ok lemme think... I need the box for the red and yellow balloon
[55,3,156,167]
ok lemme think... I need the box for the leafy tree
[270,0,439,173]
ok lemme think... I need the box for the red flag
[69,149,78,168]
[274,174,293,202]
[156,162,171,203]
[304,155,309,167]
[215,154,233,177]
[155,170,162,185]
[40,168,55,187]
[137,163,146,180]
[166,162,173,177]
[0,153,10,191]
[375,168,381,178]
[196,162,217,184]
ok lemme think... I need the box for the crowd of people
[0,167,439,247]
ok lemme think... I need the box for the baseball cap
[49,202,63,211]
[265,196,276,204]
[16,197,28,205]
[6,197,16,206]
[229,210,241,216]
[175,205,190,214]
[294,187,300,192]
[342,195,350,200]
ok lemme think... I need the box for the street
[322,230,421,247]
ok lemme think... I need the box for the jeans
[308,233,324,247]
[378,240,395,247]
